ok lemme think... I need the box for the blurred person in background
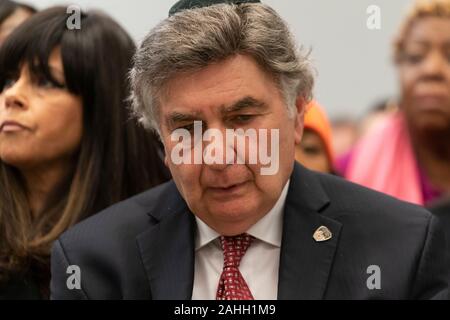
[0,0,35,46]
[330,117,357,158]
[0,7,169,299]
[295,101,334,174]
[334,98,397,174]
[358,98,398,138]
[336,0,450,207]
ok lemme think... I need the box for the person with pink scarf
[337,0,450,207]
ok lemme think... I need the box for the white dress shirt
[191,181,290,300]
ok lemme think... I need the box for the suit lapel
[136,182,196,300]
[278,163,342,299]
[135,164,342,300]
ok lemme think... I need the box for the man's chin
[206,201,259,223]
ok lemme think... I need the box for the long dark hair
[0,0,36,25]
[0,7,170,294]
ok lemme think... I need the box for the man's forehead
[160,55,274,100]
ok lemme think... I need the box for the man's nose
[203,127,236,171]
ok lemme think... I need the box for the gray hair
[130,3,314,133]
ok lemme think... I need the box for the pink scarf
[345,112,424,205]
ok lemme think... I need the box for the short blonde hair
[394,0,450,63]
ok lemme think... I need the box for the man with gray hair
[51,0,448,300]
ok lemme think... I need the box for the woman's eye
[2,78,17,90]
[402,52,425,64]
[36,77,66,89]
[446,53,450,63]
[37,78,56,88]
[302,145,322,156]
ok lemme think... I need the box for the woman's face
[295,129,331,174]
[0,48,83,170]
[398,17,450,134]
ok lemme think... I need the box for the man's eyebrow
[165,111,201,128]
[222,96,268,114]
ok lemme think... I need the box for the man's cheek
[170,165,194,198]
[170,163,200,186]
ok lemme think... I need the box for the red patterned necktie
[216,234,254,300]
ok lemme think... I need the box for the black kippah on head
[169,0,261,16]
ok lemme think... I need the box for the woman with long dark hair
[0,6,170,299]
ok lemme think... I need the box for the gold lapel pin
[313,226,332,242]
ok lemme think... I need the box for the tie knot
[220,234,253,268]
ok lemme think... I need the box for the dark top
[0,274,43,300]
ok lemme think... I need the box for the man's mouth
[208,181,248,194]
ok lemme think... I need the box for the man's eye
[232,115,254,123]
[177,123,195,132]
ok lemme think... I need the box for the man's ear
[163,142,171,168]
[160,136,170,168]
[156,128,170,167]
[294,96,306,145]
[164,154,169,167]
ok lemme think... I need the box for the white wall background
[23,0,415,120]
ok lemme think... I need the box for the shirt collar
[195,215,220,250]
[195,180,290,250]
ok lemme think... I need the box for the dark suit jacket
[430,198,450,248]
[429,197,450,300]
[50,163,449,299]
